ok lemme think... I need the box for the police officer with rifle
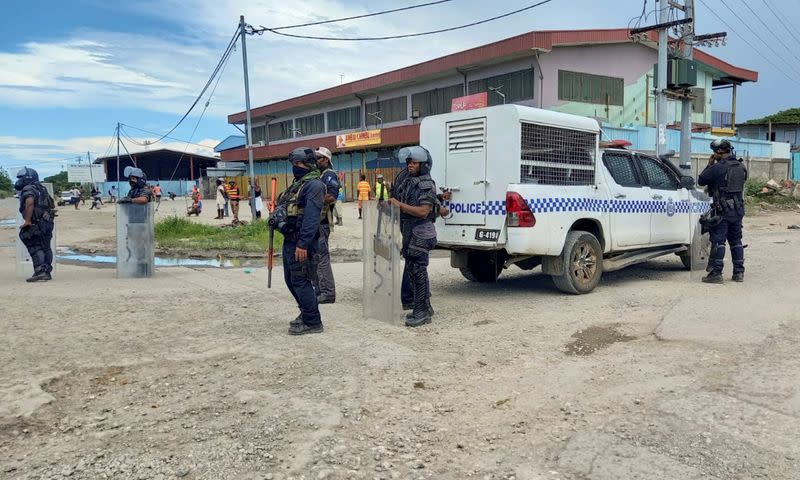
[268,147,327,335]
[698,139,748,284]
[15,167,56,282]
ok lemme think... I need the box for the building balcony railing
[712,111,734,128]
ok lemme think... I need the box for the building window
[411,84,464,119]
[558,70,624,106]
[468,68,534,106]
[268,120,293,142]
[295,113,324,137]
[692,88,705,114]
[365,96,408,127]
[251,125,266,144]
[327,106,361,131]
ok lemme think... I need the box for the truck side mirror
[680,175,695,189]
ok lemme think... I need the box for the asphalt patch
[564,325,635,356]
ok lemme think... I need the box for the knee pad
[710,242,726,260]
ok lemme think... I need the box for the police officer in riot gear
[389,146,438,327]
[312,146,340,304]
[118,167,153,204]
[271,147,327,335]
[15,167,56,282]
[698,138,748,283]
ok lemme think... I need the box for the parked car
[57,190,73,206]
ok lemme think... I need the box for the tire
[552,231,603,294]
[459,250,506,283]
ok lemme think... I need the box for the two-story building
[221,27,757,199]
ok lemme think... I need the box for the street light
[488,85,506,104]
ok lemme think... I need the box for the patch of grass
[154,216,283,253]
[0,190,13,199]
[744,178,767,197]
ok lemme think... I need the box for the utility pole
[656,0,670,157]
[87,151,94,187]
[116,123,121,195]
[679,0,695,172]
[240,15,257,220]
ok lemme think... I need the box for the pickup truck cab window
[637,154,680,190]
[602,151,641,187]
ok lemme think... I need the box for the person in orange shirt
[356,174,371,219]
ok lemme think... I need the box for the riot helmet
[710,139,732,153]
[14,167,39,190]
[288,147,317,169]
[123,166,146,188]
[397,146,433,175]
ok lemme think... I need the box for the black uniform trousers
[282,231,322,327]
[707,212,744,275]
[20,221,54,274]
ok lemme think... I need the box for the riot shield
[362,200,404,325]
[116,202,155,278]
[15,182,56,280]
[687,188,712,279]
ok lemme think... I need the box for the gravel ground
[2,197,800,480]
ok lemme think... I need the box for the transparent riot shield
[15,182,56,280]
[687,188,712,279]
[116,202,155,278]
[363,200,404,325]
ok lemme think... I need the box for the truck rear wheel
[552,231,603,294]
[459,251,506,283]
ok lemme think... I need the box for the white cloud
[0,134,219,179]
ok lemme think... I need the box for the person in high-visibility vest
[374,174,389,201]
[226,180,241,223]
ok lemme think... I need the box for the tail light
[506,191,535,227]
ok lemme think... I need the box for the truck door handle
[614,194,626,199]
[473,180,489,185]
[652,194,663,200]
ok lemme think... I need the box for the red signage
[451,92,488,112]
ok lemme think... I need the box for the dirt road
[2,197,800,479]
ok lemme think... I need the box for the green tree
[0,167,13,192]
[43,171,70,193]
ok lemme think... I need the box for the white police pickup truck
[422,105,708,294]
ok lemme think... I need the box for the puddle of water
[56,249,261,268]
[0,218,17,228]
[564,325,635,356]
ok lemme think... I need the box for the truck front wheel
[459,250,506,283]
[552,231,603,294]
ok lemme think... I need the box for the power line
[164,38,233,186]
[266,0,452,31]
[253,0,554,41]
[738,0,800,65]
[697,0,800,85]
[760,0,800,50]
[716,0,800,77]
[127,26,241,146]
[117,124,216,152]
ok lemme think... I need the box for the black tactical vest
[719,158,747,195]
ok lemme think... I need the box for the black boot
[731,272,744,282]
[702,272,723,284]
[26,271,51,282]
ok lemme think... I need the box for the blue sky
[1,0,798,178]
